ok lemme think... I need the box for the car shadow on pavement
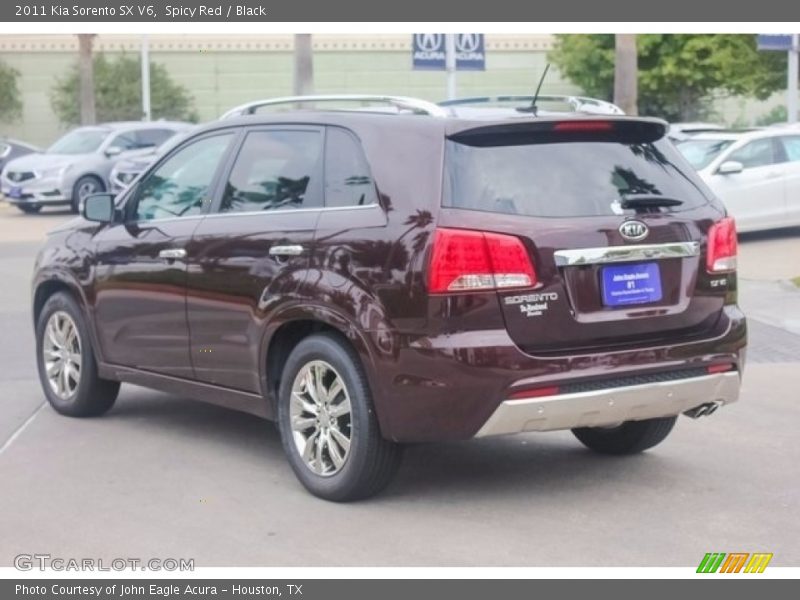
[101,389,677,502]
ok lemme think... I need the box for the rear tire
[36,291,120,417]
[572,416,677,455]
[18,204,42,214]
[277,333,402,501]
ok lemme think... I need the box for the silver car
[1,121,191,213]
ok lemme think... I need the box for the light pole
[445,34,456,100]
[141,35,151,121]
[789,34,798,124]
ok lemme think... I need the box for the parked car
[667,122,726,142]
[0,137,40,176]
[32,95,745,501]
[676,129,800,232]
[1,121,191,214]
[109,128,197,195]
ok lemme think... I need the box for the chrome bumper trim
[475,372,740,437]
[553,241,700,266]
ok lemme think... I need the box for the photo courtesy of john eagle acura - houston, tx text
[30,94,745,501]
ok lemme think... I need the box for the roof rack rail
[219,94,449,120]
[438,95,625,116]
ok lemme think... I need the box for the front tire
[36,292,120,417]
[71,175,104,214]
[277,333,402,501]
[572,416,677,455]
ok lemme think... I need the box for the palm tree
[293,34,314,96]
[614,34,638,116]
[77,34,96,125]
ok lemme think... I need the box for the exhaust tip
[684,401,723,419]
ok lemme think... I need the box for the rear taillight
[428,228,537,294]
[706,217,738,273]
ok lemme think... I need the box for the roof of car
[79,121,192,131]
[193,110,668,140]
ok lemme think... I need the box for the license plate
[8,186,21,198]
[601,262,663,307]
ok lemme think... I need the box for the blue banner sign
[412,34,486,70]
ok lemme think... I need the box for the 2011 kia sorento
[31,95,746,501]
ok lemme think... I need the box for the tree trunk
[77,34,96,125]
[614,34,638,116]
[293,34,314,97]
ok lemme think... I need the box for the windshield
[48,129,110,155]
[676,138,735,170]
[444,136,711,218]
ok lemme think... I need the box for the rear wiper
[619,194,684,209]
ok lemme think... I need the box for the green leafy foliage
[50,53,198,125]
[0,60,23,122]
[549,35,787,121]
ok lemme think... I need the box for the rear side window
[443,135,711,218]
[324,128,378,207]
[778,136,800,162]
[727,138,779,169]
[220,130,323,213]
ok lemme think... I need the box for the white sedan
[677,129,800,233]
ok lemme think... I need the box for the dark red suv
[32,95,746,501]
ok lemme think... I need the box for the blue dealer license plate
[601,262,663,307]
[8,186,22,198]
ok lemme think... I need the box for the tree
[50,53,198,125]
[549,34,787,121]
[77,34,96,125]
[293,34,314,96]
[614,34,638,115]
[0,60,23,122]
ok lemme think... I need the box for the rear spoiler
[448,118,668,147]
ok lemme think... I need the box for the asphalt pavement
[0,203,798,567]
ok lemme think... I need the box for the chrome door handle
[158,248,187,260]
[269,245,304,257]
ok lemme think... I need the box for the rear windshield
[443,136,711,218]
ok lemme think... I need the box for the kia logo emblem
[415,34,443,52]
[619,220,649,241]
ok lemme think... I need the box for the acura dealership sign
[412,34,486,70]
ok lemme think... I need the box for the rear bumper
[374,305,746,442]
[475,371,740,436]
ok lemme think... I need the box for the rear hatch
[437,118,734,354]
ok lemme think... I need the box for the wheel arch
[261,307,388,435]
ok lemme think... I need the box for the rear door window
[444,134,711,218]
[324,127,378,208]
[136,128,177,149]
[219,129,323,213]
[778,136,800,162]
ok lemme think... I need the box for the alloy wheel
[42,311,82,399]
[289,360,352,476]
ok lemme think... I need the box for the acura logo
[457,34,481,53]
[619,220,649,241]
[415,34,443,52]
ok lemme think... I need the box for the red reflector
[428,228,537,293]
[707,363,733,374]
[508,386,560,400]
[553,120,614,132]
[706,217,738,273]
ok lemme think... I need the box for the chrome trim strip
[475,372,740,437]
[553,241,700,267]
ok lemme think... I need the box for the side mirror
[105,145,122,158]
[717,160,744,175]
[83,193,116,223]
